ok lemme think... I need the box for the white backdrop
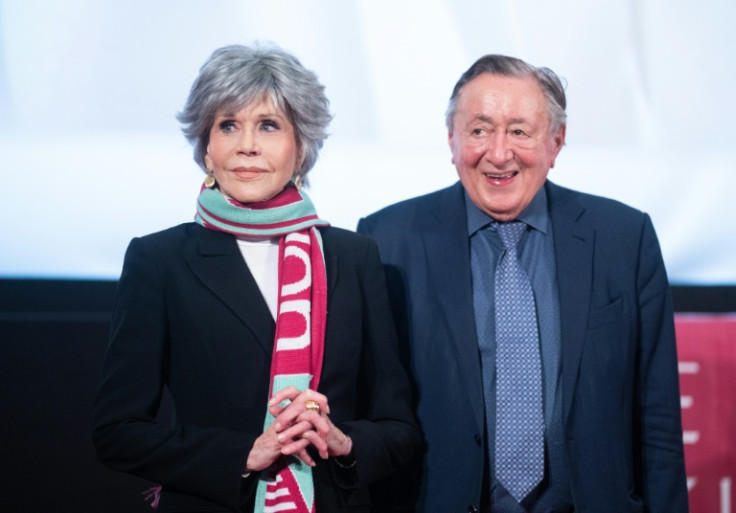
[1,0,734,283]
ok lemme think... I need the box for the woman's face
[205,95,301,203]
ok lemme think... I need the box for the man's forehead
[460,112,533,125]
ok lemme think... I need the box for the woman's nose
[237,128,260,155]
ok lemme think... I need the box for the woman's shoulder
[131,222,198,246]
[125,223,225,260]
[318,226,384,269]
[319,225,376,251]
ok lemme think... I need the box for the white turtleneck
[235,237,280,320]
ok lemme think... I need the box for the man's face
[448,73,565,221]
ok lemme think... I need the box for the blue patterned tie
[494,221,544,502]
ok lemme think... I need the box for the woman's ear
[297,143,306,171]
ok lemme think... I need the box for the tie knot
[496,221,527,250]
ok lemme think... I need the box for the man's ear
[448,129,456,165]
[548,126,566,169]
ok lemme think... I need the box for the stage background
[1,1,734,512]
[1,0,735,284]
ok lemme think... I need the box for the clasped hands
[246,386,353,472]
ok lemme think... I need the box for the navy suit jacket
[92,223,419,512]
[357,181,688,513]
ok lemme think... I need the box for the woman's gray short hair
[445,54,567,135]
[177,43,332,180]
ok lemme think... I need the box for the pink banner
[676,314,736,513]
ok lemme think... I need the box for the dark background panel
[670,285,736,313]
[0,278,734,512]
[0,280,154,513]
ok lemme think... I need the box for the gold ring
[304,400,321,413]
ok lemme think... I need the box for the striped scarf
[196,183,329,513]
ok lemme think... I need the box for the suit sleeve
[333,236,421,488]
[635,215,688,512]
[92,237,254,510]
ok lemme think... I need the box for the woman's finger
[301,430,329,459]
[279,438,315,466]
[297,410,330,438]
[269,385,301,409]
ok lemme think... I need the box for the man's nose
[486,132,513,166]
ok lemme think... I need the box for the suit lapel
[547,182,594,420]
[422,183,485,435]
[185,225,275,352]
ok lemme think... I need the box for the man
[358,55,688,513]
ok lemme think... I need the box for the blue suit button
[468,506,478,513]
[474,433,481,446]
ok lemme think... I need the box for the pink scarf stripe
[308,231,327,389]
[260,228,326,513]
[198,218,327,241]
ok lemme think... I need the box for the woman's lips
[231,166,267,179]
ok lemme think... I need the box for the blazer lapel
[185,225,275,352]
[547,182,594,420]
[319,228,340,307]
[326,255,339,306]
[422,183,485,435]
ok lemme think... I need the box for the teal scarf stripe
[196,207,325,237]
[195,187,329,238]
[253,373,315,513]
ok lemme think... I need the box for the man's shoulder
[547,181,646,221]
[360,182,462,229]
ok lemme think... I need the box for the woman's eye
[261,120,280,132]
[219,120,236,133]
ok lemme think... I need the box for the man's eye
[472,128,484,136]
[511,129,526,136]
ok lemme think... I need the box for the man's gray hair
[178,43,332,180]
[445,54,567,135]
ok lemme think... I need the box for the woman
[92,43,419,513]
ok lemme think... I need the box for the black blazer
[358,181,688,513]
[92,223,419,512]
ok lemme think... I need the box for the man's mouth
[484,171,518,180]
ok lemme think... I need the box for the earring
[294,174,302,191]
[204,173,216,189]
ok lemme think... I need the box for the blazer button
[468,506,478,513]
[474,433,481,446]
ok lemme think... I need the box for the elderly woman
[92,44,419,513]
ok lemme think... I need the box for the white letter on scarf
[275,299,311,351]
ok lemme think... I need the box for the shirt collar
[465,183,550,237]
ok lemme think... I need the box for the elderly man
[358,55,687,513]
